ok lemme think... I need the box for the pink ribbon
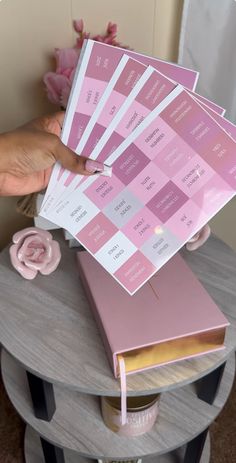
[118,356,127,425]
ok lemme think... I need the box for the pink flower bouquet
[44,20,130,108]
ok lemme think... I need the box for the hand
[0,112,106,196]
[186,224,211,251]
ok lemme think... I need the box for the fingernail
[85,159,112,177]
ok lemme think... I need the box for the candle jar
[101,394,161,437]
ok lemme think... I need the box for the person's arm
[0,112,106,196]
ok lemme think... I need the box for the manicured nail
[85,159,112,177]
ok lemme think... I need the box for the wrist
[0,133,11,195]
[0,132,11,172]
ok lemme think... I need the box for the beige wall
[0,0,184,249]
[0,0,235,251]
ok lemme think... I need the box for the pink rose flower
[186,224,211,251]
[43,47,79,107]
[43,19,130,108]
[9,227,61,280]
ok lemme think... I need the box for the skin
[0,112,91,196]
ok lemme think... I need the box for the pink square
[76,213,117,253]
[128,162,169,204]
[166,200,208,241]
[160,91,220,153]
[173,155,215,197]
[147,181,188,223]
[98,90,126,128]
[123,207,161,247]
[114,251,156,294]
[156,135,196,178]
[199,135,236,190]
[116,101,150,137]
[113,144,149,185]
[192,174,234,216]
[134,116,176,160]
[76,77,106,114]
[84,175,124,209]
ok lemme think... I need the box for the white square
[48,192,99,235]
[95,231,137,274]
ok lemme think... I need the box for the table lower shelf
[1,349,234,460]
[24,425,211,463]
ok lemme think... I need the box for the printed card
[43,40,199,212]
[51,58,149,211]
[51,66,178,213]
[40,86,236,294]
[48,75,229,217]
[47,54,147,211]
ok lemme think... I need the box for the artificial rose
[44,19,130,108]
[9,227,61,280]
[186,224,211,251]
[43,48,79,107]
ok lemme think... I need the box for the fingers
[51,136,108,176]
[53,111,65,129]
[43,112,65,136]
[23,111,65,135]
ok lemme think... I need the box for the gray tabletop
[0,230,235,395]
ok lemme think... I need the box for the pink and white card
[40,86,236,294]
[47,55,149,212]
[43,40,199,212]
[50,67,178,214]
[187,90,225,116]
[46,75,229,218]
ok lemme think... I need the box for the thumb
[49,134,109,176]
[52,137,91,175]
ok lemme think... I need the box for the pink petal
[54,48,79,73]
[92,34,104,42]
[18,236,43,261]
[12,227,52,245]
[43,72,69,105]
[73,19,84,33]
[107,22,117,36]
[186,225,211,251]
[40,241,61,275]
[10,244,38,280]
[103,36,115,45]
[61,84,71,109]
[69,68,76,83]
[21,237,52,271]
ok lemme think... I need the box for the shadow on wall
[0,197,33,250]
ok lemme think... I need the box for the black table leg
[26,371,56,421]
[196,362,226,404]
[184,428,208,463]
[40,437,65,463]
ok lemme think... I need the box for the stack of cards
[40,39,236,295]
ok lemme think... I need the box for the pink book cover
[76,250,229,378]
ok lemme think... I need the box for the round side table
[0,231,235,463]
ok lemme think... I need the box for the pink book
[76,250,229,378]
